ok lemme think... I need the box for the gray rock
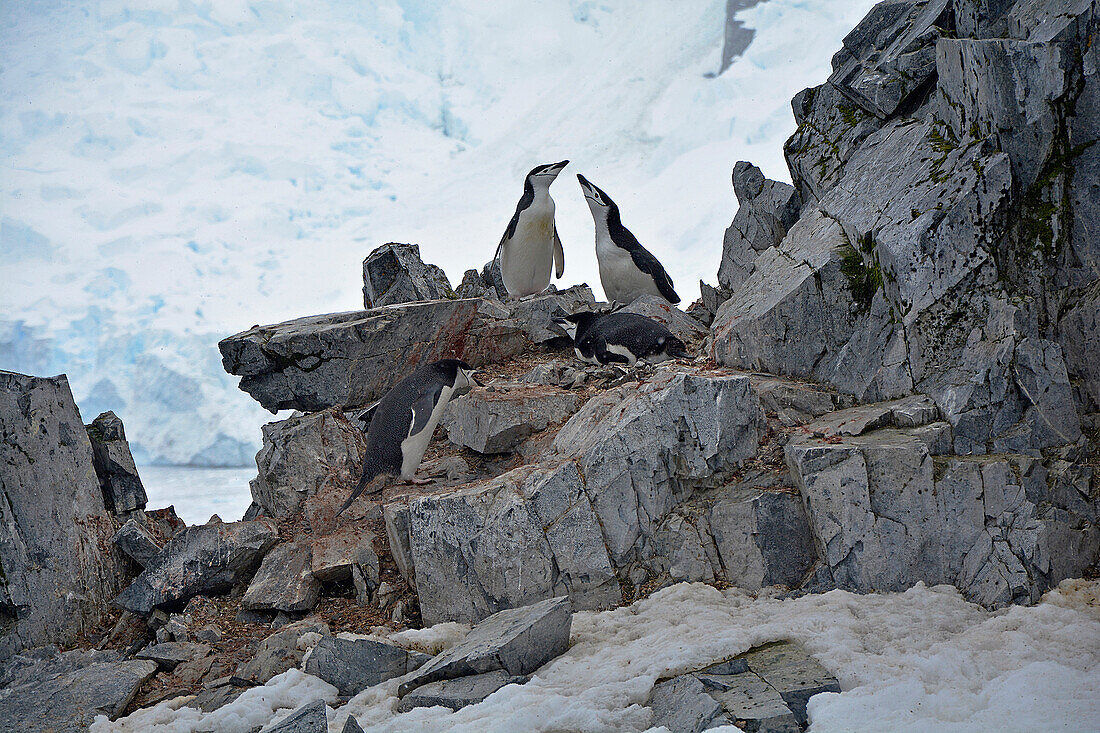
[454,268,489,299]
[398,596,571,697]
[408,463,620,625]
[1058,285,1100,413]
[829,0,951,118]
[786,429,1100,606]
[249,408,367,520]
[706,672,800,732]
[219,299,530,413]
[135,641,211,671]
[310,524,379,586]
[362,243,452,309]
[618,295,707,344]
[242,541,322,613]
[802,395,939,437]
[502,284,598,343]
[266,699,328,733]
[85,411,147,513]
[481,259,506,297]
[395,670,528,713]
[738,641,841,726]
[719,161,801,292]
[341,716,365,733]
[441,383,581,454]
[750,375,852,425]
[0,647,157,731]
[303,637,431,696]
[187,682,248,713]
[705,486,816,590]
[0,371,126,660]
[113,519,277,615]
[646,674,731,733]
[553,372,765,566]
[235,620,330,685]
[112,518,163,568]
[382,502,416,590]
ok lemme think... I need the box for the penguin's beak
[550,159,569,171]
[471,371,485,387]
[577,173,591,190]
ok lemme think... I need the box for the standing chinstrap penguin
[496,160,569,298]
[337,359,481,515]
[557,311,689,366]
[577,174,679,306]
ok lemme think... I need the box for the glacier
[0,0,877,466]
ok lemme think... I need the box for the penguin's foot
[403,476,434,486]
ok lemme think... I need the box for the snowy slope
[92,580,1100,732]
[0,0,877,464]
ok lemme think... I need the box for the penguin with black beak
[337,359,483,515]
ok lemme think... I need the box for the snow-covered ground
[0,0,877,468]
[92,579,1100,732]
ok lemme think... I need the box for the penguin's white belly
[596,240,661,303]
[399,385,454,478]
[502,204,555,297]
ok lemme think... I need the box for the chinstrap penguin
[576,174,680,306]
[495,160,569,298]
[337,359,482,515]
[557,311,689,367]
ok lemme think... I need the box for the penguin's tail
[665,337,690,359]
[336,466,381,516]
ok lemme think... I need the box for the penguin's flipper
[408,382,445,439]
[553,225,565,279]
[627,246,680,304]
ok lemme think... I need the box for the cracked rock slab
[241,541,321,613]
[397,596,571,697]
[394,670,528,713]
[303,637,431,696]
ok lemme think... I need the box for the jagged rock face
[718,161,801,293]
[786,425,1099,608]
[249,408,367,519]
[113,519,277,615]
[362,242,453,309]
[714,0,1100,453]
[0,371,126,660]
[85,411,147,514]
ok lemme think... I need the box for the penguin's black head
[527,160,569,184]
[577,174,616,216]
[557,311,601,341]
[433,359,483,392]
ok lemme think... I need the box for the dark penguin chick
[558,311,689,367]
[576,173,679,305]
[337,359,482,515]
[495,160,569,298]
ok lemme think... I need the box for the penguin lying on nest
[337,359,482,515]
[556,311,689,367]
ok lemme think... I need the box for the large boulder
[0,647,158,731]
[85,411,147,514]
[241,541,321,613]
[397,596,571,697]
[0,371,126,660]
[219,299,529,413]
[113,519,277,615]
[249,408,366,520]
[362,243,453,309]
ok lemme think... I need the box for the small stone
[135,642,211,672]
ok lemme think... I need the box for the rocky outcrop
[718,161,801,293]
[645,640,840,733]
[220,286,596,414]
[0,371,126,660]
[713,0,1099,461]
[397,596,570,697]
[85,411,147,515]
[113,519,277,615]
[362,243,453,309]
